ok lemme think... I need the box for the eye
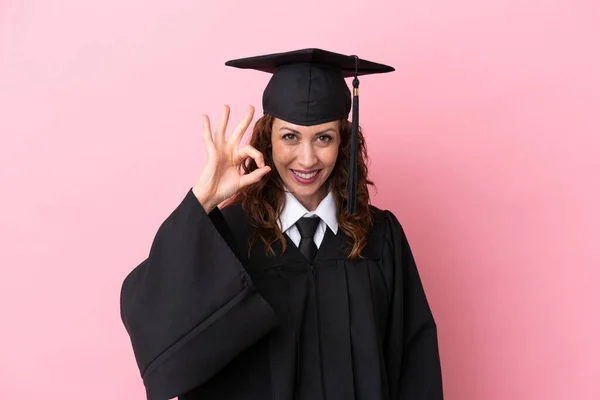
[317,135,332,142]
[282,133,297,140]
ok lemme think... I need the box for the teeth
[293,170,318,179]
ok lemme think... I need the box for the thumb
[240,166,271,188]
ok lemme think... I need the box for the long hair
[223,114,375,260]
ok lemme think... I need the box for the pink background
[1,0,599,398]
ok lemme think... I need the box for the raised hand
[192,105,271,213]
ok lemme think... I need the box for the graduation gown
[120,188,443,400]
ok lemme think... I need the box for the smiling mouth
[291,169,320,179]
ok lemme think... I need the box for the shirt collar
[278,185,339,235]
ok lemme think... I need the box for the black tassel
[347,55,360,214]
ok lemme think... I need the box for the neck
[291,183,328,212]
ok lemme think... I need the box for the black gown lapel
[221,206,357,400]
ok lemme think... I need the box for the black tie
[295,217,320,264]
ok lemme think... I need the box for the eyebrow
[279,127,337,135]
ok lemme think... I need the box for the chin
[287,182,314,193]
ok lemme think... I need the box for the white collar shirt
[277,187,339,249]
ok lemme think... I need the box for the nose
[297,142,318,168]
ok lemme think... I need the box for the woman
[120,48,443,400]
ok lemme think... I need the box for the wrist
[192,186,217,213]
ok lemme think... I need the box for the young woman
[120,48,443,400]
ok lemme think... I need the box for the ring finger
[215,105,230,147]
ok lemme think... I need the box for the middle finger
[229,105,255,147]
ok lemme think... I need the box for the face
[271,117,341,211]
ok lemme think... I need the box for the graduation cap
[225,48,394,214]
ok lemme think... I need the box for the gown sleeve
[383,210,444,399]
[119,188,279,400]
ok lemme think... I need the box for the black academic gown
[120,188,443,400]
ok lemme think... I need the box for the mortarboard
[225,48,395,214]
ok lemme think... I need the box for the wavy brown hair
[222,114,375,260]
